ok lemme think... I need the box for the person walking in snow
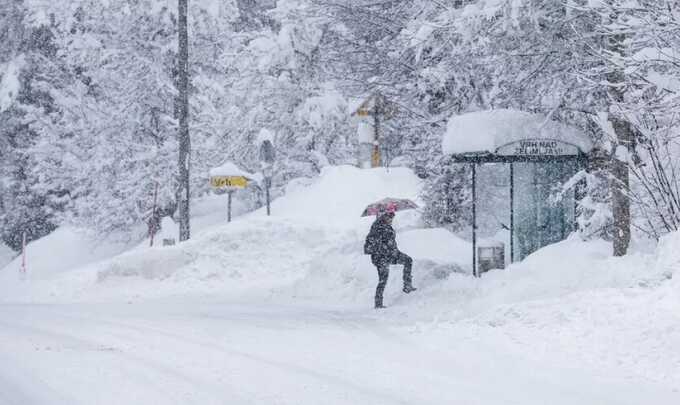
[364,207,416,309]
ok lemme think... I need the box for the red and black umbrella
[361,198,419,217]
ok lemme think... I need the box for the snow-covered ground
[1,166,679,404]
[0,243,15,269]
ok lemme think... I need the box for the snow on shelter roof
[209,162,253,178]
[442,109,593,155]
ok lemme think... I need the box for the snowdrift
[265,165,422,224]
[2,165,677,311]
[0,227,134,284]
[0,242,15,269]
[0,166,465,302]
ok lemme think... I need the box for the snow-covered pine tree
[27,1,179,238]
[0,0,61,249]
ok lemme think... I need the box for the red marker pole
[21,231,27,275]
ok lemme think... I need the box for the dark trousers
[371,251,413,307]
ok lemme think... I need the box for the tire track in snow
[68,313,417,405]
[0,354,73,405]
[0,316,256,405]
[0,305,420,405]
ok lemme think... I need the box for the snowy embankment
[1,165,679,398]
[0,243,15,269]
[0,166,441,302]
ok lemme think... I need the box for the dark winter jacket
[364,215,398,259]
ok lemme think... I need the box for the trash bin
[478,242,505,274]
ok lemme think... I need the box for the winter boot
[402,285,417,294]
[374,296,386,309]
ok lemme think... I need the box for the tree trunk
[606,17,632,256]
[177,0,191,241]
[610,119,632,256]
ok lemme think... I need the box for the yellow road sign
[210,176,249,189]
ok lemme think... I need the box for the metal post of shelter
[472,163,477,277]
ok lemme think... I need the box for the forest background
[1,0,679,255]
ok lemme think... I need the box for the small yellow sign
[371,145,381,168]
[210,176,249,189]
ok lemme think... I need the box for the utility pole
[353,92,394,168]
[372,94,381,168]
[177,0,191,241]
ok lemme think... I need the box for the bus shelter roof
[442,109,593,158]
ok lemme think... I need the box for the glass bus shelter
[442,110,593,277]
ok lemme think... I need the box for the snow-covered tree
[0,0,61,249]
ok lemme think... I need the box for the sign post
[259,139,276,216]
[149,183,159,247]
[21,231,27,276]
[228,191,233,222]
[352,92,397,168]
[209,162,252,222]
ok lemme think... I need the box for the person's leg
[393,251,415,291]
[373,258,389,308]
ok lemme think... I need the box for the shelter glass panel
[513,160,578,261]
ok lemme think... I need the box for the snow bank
[267,165,422,226]
[77,166,442,301]
[0,227,135,284]
[68,217,354,301]
[0,166,429,301]
[103,166,424,289]
[0,243,16,269]
[654,231,680,278]
[280,229,679,390]
[398,228,471,264]
[453,235,680,387]
[281,226,470,305]
[443,109,593,155]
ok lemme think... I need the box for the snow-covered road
[1,299,677,405]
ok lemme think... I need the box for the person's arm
[386,226,398,253]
